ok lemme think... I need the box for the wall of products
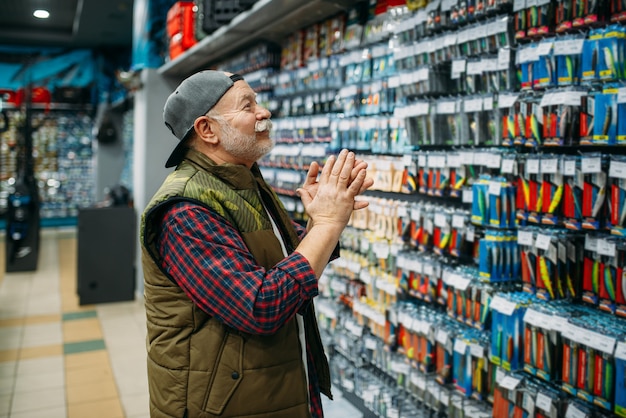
[0,108,96,222]
[161,0,626,416]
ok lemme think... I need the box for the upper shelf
[158,0,354,78]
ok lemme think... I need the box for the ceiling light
[33,9,50,19]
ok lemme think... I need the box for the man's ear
[193,115,219,145]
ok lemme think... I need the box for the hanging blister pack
[562,155,584,230]
[499,92,521,146]
[433,97,463,145]
[581,153,608,230]
[609,156,626,236]
[534,37,556,90]
[554,34,585,87]
[582,29,603,85]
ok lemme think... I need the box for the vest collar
[183,149,259,190]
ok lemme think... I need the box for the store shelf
[158,0,354,78]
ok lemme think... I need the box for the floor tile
[23,314,61,325]
[66,364,114,386]
[19,343,63,360]
[64,350,110,370]
[13,369,65,393]
[21,322,63,348]
[66,378,119,405]
[63,339,106,355]
[67,398,124,418]
[0,393,9,416]
[0,327,22,351]
[10,386,65,413]
[63,310,98,321]
[0,350,18,364]
[10,406,67,418]
[62,318,103,342]
[16,356,64,376]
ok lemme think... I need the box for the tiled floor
[0,227,363,418]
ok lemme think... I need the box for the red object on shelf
[167,1,197,60]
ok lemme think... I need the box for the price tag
[489,181,502,196]
[518,230,534,246]
[498,48,511,70]
[452,214,465,228]
[527,158,540,174]
[581,156,602,174]
[452,59,466,79]
[535,392,553,412]
[535,234,552,251]
[462,188,473,203]
[536,41,553,56]
[499,93,519,108]
[436,329,449,345]
[541,158,558,174]
[454,338,468,354]
[501,158,515,174]
[618,87,626,104]
[490,295,517,315]
[565,404,589,418]
[499,375,521,390]
[610,160,626,179]
[470,343,484,358]
[597,239,616,258]
[564,159,576,176]
[364,335,379,350]
[466,226,475,242]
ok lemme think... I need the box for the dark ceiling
[0,0,134,49]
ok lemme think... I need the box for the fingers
[329,149,352,185]
[302,161,320,187]
[347,168,367,196]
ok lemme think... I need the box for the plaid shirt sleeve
[156,201,319,335]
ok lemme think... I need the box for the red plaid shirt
[156,201,325,417]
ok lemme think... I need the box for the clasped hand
[296,149,374,231]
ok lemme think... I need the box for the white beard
[218,118,274,162]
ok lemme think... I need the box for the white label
[527,159,540,174]
[535,234,552,251]
[518,230,534,246]
[609,160,626,179]
[499,94,519,108]
[463,188,473,203]
[452,59,466,79]
[581,157,602,174]
[499,375,521,390]
[454,338,468,354]
[541,158,558,174]
[490,295,517,315]
[452,214,465,228]
[436,329,449,345]
[498,48,511,70]
[501,158,515,174]
[470,343,484,358]
[536,41,554,56]
[489,181,502,196]
[565,404,589,418]
[536,392,553,412]
[597,239,616,257]
[564,160,576,176]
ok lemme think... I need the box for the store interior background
[4,0,626,418]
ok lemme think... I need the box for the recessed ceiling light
[33,9,50,19]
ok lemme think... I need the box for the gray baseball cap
[163,70,244,168]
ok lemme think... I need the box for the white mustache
[255,119,272,133]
